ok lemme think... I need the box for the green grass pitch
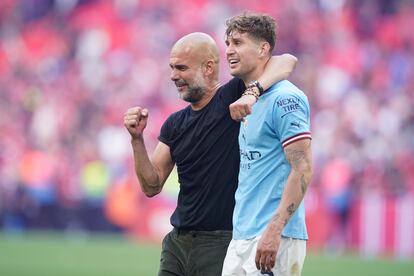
[0,231,413,276]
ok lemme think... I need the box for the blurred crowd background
[1,0,414,258]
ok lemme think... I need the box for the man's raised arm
[124,107,175,197]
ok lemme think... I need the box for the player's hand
[255,223,282,273]
[229,94,257,122]
[124,106,149,139]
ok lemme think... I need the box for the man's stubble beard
[180,70,206,103]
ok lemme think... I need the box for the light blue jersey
[233,80,311,240]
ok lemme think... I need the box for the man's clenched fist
[229,94,257,122]
[124,107,149,139]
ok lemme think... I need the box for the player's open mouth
[228,59,239,68]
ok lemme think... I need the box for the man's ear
[259,42,271,58]
[203,59,215,75]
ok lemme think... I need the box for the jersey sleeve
[218,77,246,106]
[273,92,312,148]
[158,114,175,147]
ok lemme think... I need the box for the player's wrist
[267,221,284,235]
[242,87,259,100]
[247,80,265,96]
[269,215,287,230]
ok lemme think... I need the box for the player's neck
[242,60,268,85]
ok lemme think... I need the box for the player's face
[225,30,262,80]
[169,51,206,103]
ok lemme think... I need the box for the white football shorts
[222,236,306,276]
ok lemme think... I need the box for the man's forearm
[258,54,297,90]
[270,169,311,228]
[131,138,163,197]
[269,140,312,229]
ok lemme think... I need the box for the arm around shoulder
[257,54,298,90]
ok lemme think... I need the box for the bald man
[124,32,297,276]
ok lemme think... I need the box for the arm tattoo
[287,203,295,216]
[285,143,311,195]
[285,148,307,171]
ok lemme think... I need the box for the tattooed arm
[255,139,312,273]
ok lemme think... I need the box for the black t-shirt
[159,78,246,231]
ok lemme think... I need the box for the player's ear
[258,42,271,58]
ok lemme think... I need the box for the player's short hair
[225,12,277,53]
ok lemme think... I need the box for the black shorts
[158,228,232,276]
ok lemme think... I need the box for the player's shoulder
[270,80,303,95]
[269,80,307,101]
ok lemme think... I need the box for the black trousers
[158,228,232,276]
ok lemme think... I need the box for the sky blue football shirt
[233,80,311,240]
